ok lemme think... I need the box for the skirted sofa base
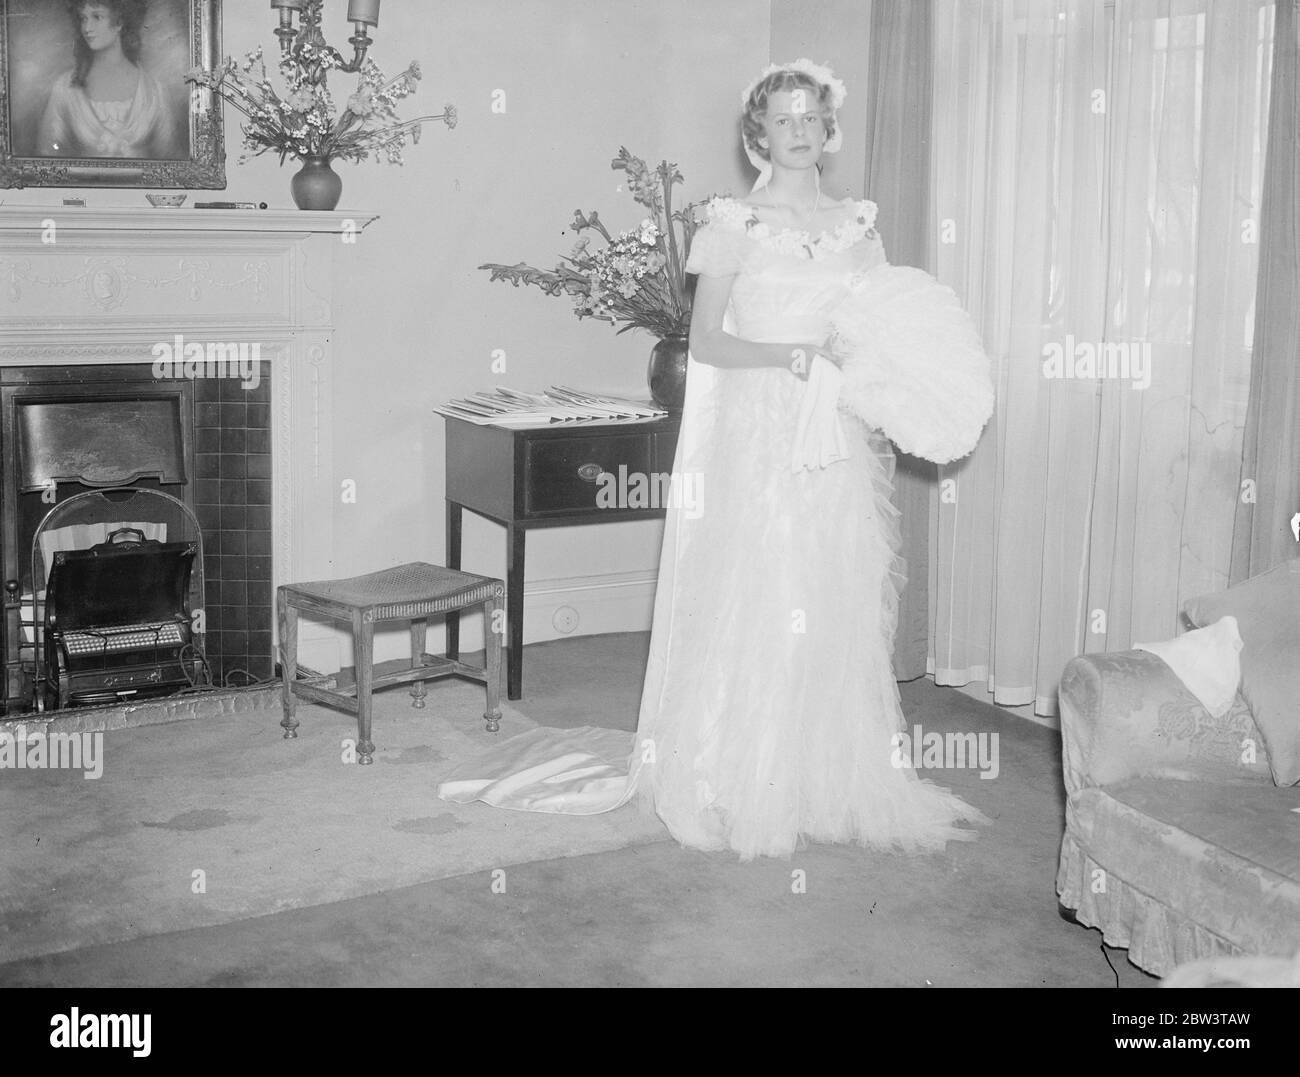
[1057,778,1300,976]
[1056,648,1300,978]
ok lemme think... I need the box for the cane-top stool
[277,562,504,765]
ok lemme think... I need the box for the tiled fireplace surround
[192,363,275,682]
[0,207,377,697]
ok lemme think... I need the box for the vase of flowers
[479,148,707,410]
[187,39,455,209]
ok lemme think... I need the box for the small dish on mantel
[145,194,187,208]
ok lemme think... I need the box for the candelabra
[271,0,382,83]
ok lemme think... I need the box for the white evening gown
[439,196,991,861]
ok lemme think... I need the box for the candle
[347,0,381,26]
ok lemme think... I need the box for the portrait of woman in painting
[20,0,183,160]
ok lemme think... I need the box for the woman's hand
[785,338,848,380]
[819,332,851,368]
[786,342,830,380]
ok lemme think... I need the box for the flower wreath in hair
[739,58,846,192]
[740,58,847,110]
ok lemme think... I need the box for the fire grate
[30,491,206,711]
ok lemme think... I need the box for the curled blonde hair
[741,70,837,162]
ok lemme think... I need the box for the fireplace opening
[2,363,274,716]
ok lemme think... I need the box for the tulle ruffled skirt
[630,361,987,860]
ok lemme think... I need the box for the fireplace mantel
[0,206,376,234]
[0,205,379,672]
[0,206,378,347]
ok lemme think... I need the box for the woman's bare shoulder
[833,195,870,224]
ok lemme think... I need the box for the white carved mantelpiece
[0,206,378,671]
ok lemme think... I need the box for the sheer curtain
[929,0,1274,715]
[1232,0,1299,581]
[863,0,935,680]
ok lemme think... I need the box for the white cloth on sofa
[1134,615,1243,718]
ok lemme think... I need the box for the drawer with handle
[523,433,657,516]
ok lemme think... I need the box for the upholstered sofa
[1056,562,1300,977]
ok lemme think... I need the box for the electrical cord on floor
[177,643,279,693]
[222,667,279,689]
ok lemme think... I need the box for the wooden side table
[444,413,680,700]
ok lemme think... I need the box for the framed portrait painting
[0,0,225,188]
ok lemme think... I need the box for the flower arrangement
[479,148,708,339]
[186,43,455,166]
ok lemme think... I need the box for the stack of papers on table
[436,386,667,426]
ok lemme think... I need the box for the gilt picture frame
[0,0,225,188]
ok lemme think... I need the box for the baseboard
[520,569,659,645]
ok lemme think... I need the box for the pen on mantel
[193,202,269,209]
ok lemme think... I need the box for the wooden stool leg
[484,592,503,733]
[278,590,299,740]
[409,617,428,709]
[354,610,376,765]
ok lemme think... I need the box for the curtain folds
[929,0,1274,716]
[863,0,934,680]
[1231,0,1300,582]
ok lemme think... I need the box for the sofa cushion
[1059,778,1300,974]
[1184,559,1300,786]
[1106,778,1300,882]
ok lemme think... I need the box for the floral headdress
[740,58,846,192]
[740,58,847,110]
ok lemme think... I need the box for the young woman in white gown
[440,59,990,861]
